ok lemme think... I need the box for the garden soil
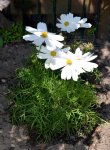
[0,42,110,150]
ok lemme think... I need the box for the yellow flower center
[64,21,69,26]
[41,32,48,38]
[66,59,72,65]
[50,51,57,57]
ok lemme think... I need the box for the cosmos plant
[23,13,97,81]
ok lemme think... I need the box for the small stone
[1,79,6,83]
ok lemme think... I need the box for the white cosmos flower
[77,18,92,29]
[50,51,85,81]
[50,48,98,81]
[37,46,70,69]
[23,22,64,49]
[56,13,79,33]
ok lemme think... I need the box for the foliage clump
[9,53,100,141]
[0,22,23,44]
[70,40,94,53]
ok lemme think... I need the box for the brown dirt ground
[0,41,110,150]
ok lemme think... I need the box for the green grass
[0,36,3,47]
[85,26,96,36]
[9,52,100,141]
[0,22,23,44]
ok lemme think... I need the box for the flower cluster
[23,13,98,81]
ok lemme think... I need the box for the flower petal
[33,38,44,46]
[81,23,92,28]
[25,26,38,33]
[60,14,67,22]
[45,59,51,69]
[74,65,85,74]
[62,47,70,52]
[83,52,91,58]
[50,58,66,70]
[23,34,38,41]
[40,46,49,54]
[71,69,79,81]
[61,66,72,80]
[73,17,81,23]
[66,66,72,80]
[79,18,87,24]
[48,33,64,41]
[46,39,64,49]
[85,55,97,61]
[68,13,74,19]
[75,48,83,57]
[37,53,50,59]
[56,23,63,28]
[61,66,68,80]
[82,62,98,72]
[37,22,47,32]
